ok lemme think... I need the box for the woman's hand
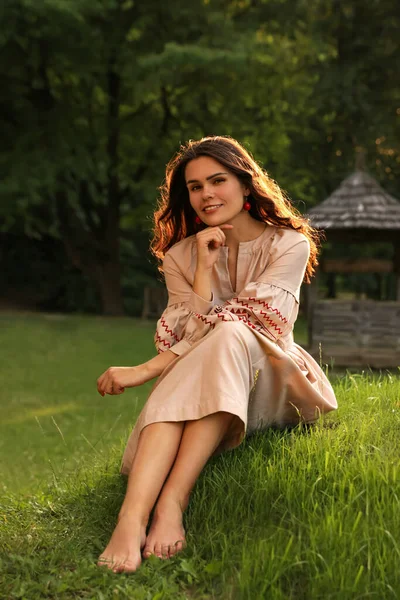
[195,224,233,271]
[97,365,150,396]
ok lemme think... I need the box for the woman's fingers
[106,383,125,395]
[207,224,233,245]
[97,370,110,396]
[206,232,224,249]
[197,227,226,248]
[97,373,106,396]
[97,368,126,396]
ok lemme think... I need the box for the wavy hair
[151,135,320,282]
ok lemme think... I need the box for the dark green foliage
[0,0,398,313]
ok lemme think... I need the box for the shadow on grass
[3,439,249,598]
[1,417,340,599]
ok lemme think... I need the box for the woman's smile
[203,204,223,214]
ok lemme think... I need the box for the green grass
[1,312,400,599]
[0,312,158,494]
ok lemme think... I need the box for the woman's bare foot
[97,512,147,573]
[143,497,186,559]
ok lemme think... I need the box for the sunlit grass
[0,312,156,492]
[1,312,399,599]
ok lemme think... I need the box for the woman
[96,136,337,573]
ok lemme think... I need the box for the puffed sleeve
[155,234,310,353]
[178,236,310,345]
[154,252,215,356]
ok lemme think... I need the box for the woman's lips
[203,204,223,214]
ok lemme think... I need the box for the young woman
[96,136,337,573]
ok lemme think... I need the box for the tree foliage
[0,0,398,313]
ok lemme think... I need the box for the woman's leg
[143,410,236,559]
[98,421,184,572]
[100,322,260,571]
[98,411,235,572]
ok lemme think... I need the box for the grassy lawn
[1,312,400,599]
[0,312,156,494]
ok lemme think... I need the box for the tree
[282,0,400,203]
[0,0,317,313]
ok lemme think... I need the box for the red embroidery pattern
[193,309,278,340]
[155,295,286,353]
[239,316,269,337]
[193,312,235,330]
[154,332,172,351]
[255,313,280,336]
[228,297,288,323]
[227,297,287,335]
[237,310,278,339]
[155,317,182,352]
[160,317,181,342]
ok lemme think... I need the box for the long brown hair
[151,135,320,282]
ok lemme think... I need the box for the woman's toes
[169,540,183,557]
[97,556,115,570]
[111,561,124,573]
[142,548,153,559]
[114,558,140,573]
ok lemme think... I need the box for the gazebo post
[395,243,400,301]
[306,267,319,348]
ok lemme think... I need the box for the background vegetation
[1,4,399,596]
[0,0,399,315]
[1,314,400,599]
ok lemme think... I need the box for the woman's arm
[97,227,233,395]
[97,350,177,396]
[192,225,233,302]
[193,266,213,302]
[143,349,177,378]
[155,225,233,355]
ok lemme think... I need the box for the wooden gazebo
[306,170,400,368]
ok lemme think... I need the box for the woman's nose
[202,185,214,199]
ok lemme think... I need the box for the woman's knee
[212,320,250,341]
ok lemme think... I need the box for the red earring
[195,215,202,224]
[243,198,251,211]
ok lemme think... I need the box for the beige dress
[121,225,337,475]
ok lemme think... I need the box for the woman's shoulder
[268,226,310,263]
[273,226,308,245]
[163,235,196,268]
[272,226,309,251]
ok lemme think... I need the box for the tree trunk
[57,191,125,316]
[96,259,124,316]
[97,52,123,316]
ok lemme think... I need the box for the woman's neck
[223,215,266,250]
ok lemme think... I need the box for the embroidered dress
[121,225,337,475]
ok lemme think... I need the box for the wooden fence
[310,300,400,367]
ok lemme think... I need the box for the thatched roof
[307,170,400,230]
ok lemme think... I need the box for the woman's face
[185,156,249,227]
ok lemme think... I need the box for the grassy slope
[0,313,156,493]
[1,313,399,599]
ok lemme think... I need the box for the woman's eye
[189,179,224,191]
